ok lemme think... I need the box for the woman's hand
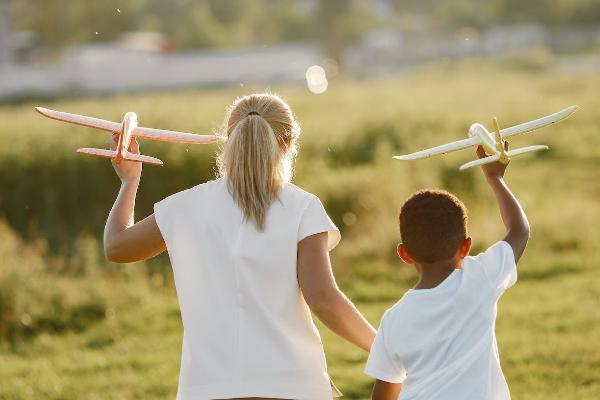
[108,134,142,184]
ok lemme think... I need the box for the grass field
[1,60,599,399]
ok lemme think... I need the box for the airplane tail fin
[505,145,549,157]
[122,152,164,166]
[77,148,118,159]
[459,154,501,171]
[76,148,164,166]
[459,145,548,170]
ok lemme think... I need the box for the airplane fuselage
[468,123,498,155]
[115,112,138,162]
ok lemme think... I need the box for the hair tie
[247,111,260,116]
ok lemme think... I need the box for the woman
[103,93,376,400]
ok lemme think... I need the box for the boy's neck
[413,259,462,290]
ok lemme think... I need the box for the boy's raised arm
[477,144,530,263]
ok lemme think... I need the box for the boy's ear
[458,237,472,259]
[397,243,414,264]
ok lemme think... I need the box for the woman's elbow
[304,287,342,314]
[104,240,129,263]
[104,248,121,263]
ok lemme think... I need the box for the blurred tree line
[10,0,372,59]
[386,0,600,29]
[9,0,599,61]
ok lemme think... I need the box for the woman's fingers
[107,133,118,151]
[477,141,509,159]
[130,138,140,154]
[106,134,140,154]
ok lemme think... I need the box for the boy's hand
[476,141,509,180]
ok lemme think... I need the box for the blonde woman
[103,93,376,400]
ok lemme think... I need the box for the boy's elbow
[522,220,531,241]
[506,224,530,247]
[504,221,530,262]
[512,219,531,242]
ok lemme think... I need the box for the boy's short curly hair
[399,189,469,263]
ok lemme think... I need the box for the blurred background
[0,1,599,399]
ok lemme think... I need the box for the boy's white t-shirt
[365,241,517,400]
[154,177,340,400]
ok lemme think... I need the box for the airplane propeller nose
[123,111,138,123]
[468,123,483,138]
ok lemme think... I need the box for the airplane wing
[133,126,218,144]
[499,105,577,139]
[122,152,164,165]
[35,107,122,133]
[459,145,549,170]
[393,136,480,161]
[459,154,501,170]
[76,148,118,159]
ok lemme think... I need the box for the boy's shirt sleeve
[364,312,407,384]
[471,241,517,295]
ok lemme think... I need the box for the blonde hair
[217,93,300,230]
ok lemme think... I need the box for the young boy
[365,144,529,400]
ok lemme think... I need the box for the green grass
[1,60,599,399]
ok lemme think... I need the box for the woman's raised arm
[103,134,166,263]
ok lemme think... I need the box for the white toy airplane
[393,105,577,170]
[35,107,218,166]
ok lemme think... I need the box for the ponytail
[217,94,299,230]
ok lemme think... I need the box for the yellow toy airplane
[393,105,577,170]
[36,107,218,166]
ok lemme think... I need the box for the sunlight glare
[305,65,328,94]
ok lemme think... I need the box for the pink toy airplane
[35,107,218,166]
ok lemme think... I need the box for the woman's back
[154,177,340,400]
[103,93,374,399]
